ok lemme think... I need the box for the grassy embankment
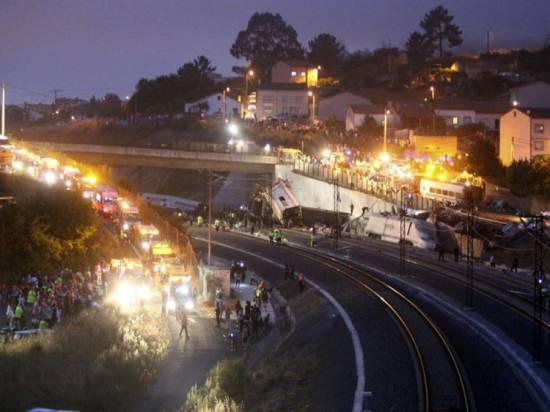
[0,308,169,411]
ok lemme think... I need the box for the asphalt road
[193,229,545,412]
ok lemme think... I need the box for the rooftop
[517,107,550,119]
[349,104,387,115]
[257,83,308,91]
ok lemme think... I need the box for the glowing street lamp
[223,87,231,120]
[383,109,391,153]
[243,69,255,118]
[308,90,316,125]
[228,123,239,137]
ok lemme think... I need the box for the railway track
[333,235,550,330]
[287,243,473,412]
[221,231,473,412]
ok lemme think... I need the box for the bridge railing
[21,141,279,165]
[292,158,436,210]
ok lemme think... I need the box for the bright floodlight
[379,152,391,163]
[322,149,331,158]
[185,300,194,310]
[228,123,239,136]
[43,171,57,185]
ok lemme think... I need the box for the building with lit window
[499,108,550,166]
[256,83,309,121]
[271,60,319,87]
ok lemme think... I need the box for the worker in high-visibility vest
[309,233,316,248]
[275,229,283,244]
[13,304,24,329]
[268,230,274,244]
[214,218,221,232]
[197,215,204,226]
[27,289,36,305]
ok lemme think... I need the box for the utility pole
[525,215,545,362]
[207,170,212,266]
[50,89,61,107]
[333,179,340,247]
[1,83,5,139]
[399,185,408,275]
[465,187,475,308]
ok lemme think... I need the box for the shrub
[0,307,169,411]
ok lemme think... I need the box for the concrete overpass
[21,141,278,173]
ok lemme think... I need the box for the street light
[244,69,255,118]
[383,108,391,154]
[228,123,239,137]
[223,87,230,120]
[430,86,436,131]
[308,90,316,126]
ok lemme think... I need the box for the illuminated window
[534,123,545,134]
[452,116,459,125]
[291,71,297,76]
[301,71,306,76]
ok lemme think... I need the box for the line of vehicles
[6,144,195,313]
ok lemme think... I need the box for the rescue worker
[13,303,24,329]
[275,229,283,244]
[197,215,204,226]
[39,318,48,333]
[309,233,316,248]
[27,288,36,306]
[284,263,290,280]
[511,257,519,273]
[268,230,274,244]
[214,218,221,232]
[298,272,305,294]
[179,309,189,338]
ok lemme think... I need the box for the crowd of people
[1,267,106,335]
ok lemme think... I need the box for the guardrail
[293,158,436,210]
[22,141,279,165]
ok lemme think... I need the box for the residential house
[345,104,398,131]
[395,100,433,129]
[499,108,550,166]
[318,92,371,122]
[184,93,240,118]
[255,84,309,121]
[271,60,319,87]
[434,98,510,131]
[509,81,550,108]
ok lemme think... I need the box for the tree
[406,31,433,70]
[466,138,503,178]
[419,6,463,58]
[470,71,509,97]
[98,93,124,118]
[308,33,347,76]
[230,12,304,80]
[360,116,382,138]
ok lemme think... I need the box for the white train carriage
[419,178,467,206]
[364,214,437,250]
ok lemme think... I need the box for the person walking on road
[437,243,446,261]
[179,310,189,338]
[511,257,519,273]
[284,263,290,280]
[215,301,222,327]
[298,272,305,294]
[489,255,496,268]
[453,245,460,262]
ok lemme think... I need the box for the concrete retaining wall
[275,165,395,217]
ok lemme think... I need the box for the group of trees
[229,7,462,86]
[129,55,217,116]
[406,6,463,69]
[0,176,101,282]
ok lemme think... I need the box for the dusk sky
[2,0,549,103]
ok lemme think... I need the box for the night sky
[2,0,549,103]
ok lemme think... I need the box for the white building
[318,92,371,122]
[256,84,309,121]
[184,93,240,118]
[499,107,550,166]
[434,98,509,131]
[509,81,550,108]
[345,104,398,131]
